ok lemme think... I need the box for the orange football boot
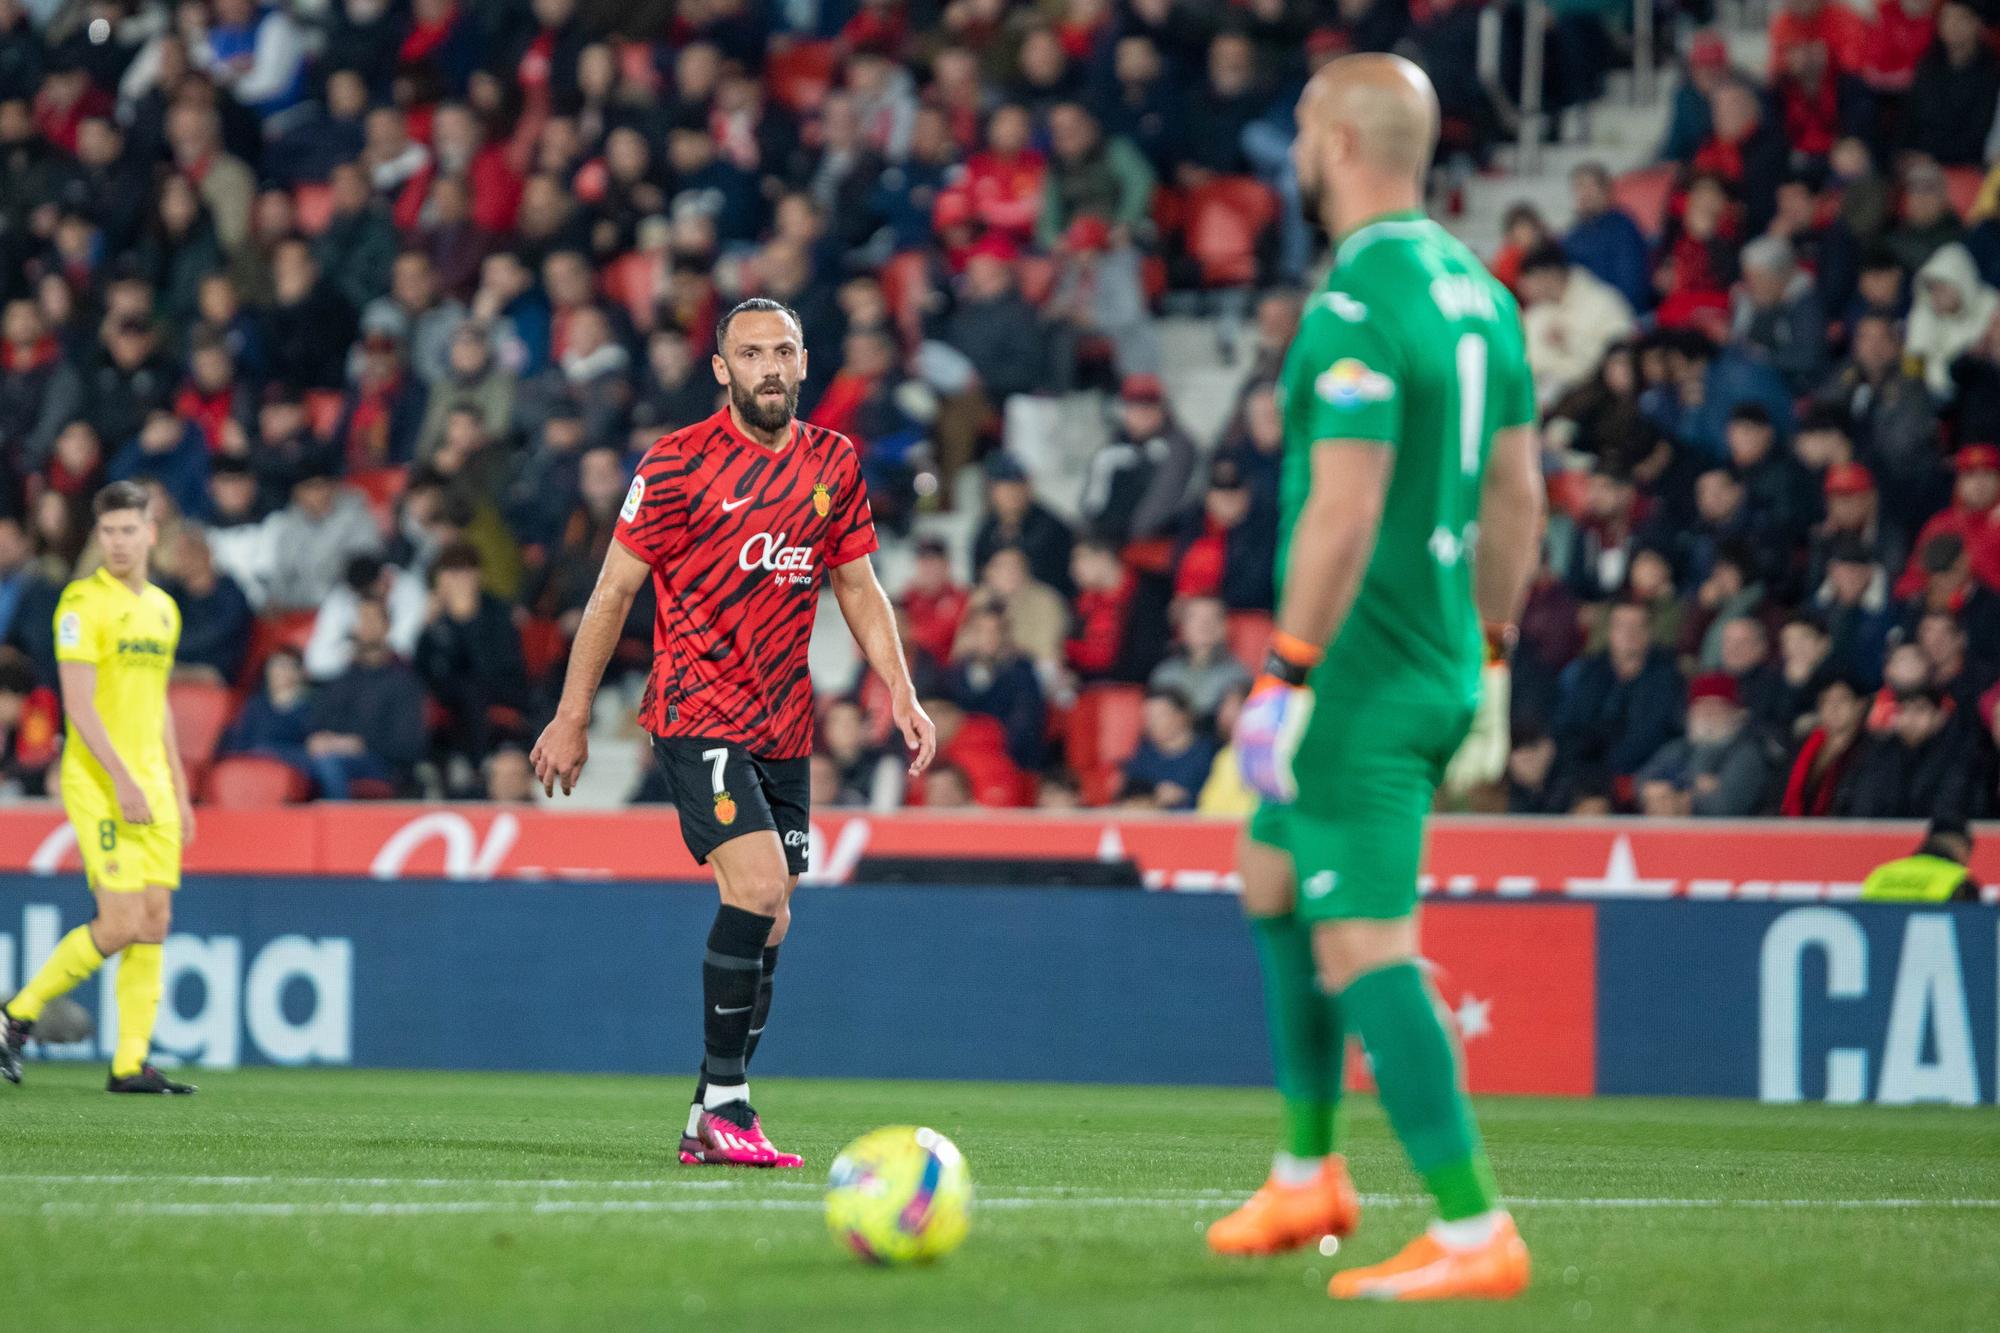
[1328,1212,1530,1301]
[1205,1156,1360,1256]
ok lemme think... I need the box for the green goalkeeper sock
[1249,915,1345,1159]
[1341,960,1498,1221]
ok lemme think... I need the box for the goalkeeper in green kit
[1207,54,1543,1302]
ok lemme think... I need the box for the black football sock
[743,946,780,1068]
[697,905,774,1107]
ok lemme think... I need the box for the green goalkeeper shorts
[1248,694,1472,922]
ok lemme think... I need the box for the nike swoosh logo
[713,1004,752,1015]
[721,496,752,512]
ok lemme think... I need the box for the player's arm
[1443,422,1546,797]
[1273,441,1395,656]
[57,661,154,825]
[1473,424,1544,638]
[529,540,651,796]
[162,699,196,847]
[829,557,938,776]
[1236,297,1403,802]
[1235,441,1393,803]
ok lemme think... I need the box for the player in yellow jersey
[1,481,196,1093]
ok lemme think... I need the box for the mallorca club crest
[812,482,832,518]
[714,790,738,825]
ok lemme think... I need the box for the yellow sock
[111,943,164,1079]
[7,924,106,1023]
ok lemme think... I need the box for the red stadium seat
[1016,255,1058,307]
[1546,468,1592,522]
[348,466,408,532]
[767,40,839,114]
[1069,683,1145,806]
[293,181,335,236]
[879,250,930,344]
[169,679,235,791]
[1611,163,1676,237]
[518,616,569,686]
[1185,177,1278,288]
[1091,686,1145,767]
[304,390,345,440]
[237,611,318,690]
[601,251,657,332]
[203,755,308,808]
[1225,611,1274,676]
[1945,166,1983,221]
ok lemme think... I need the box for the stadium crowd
[1499,0,2000,825]
[0,0,1996,827]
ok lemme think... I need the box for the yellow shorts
[69,804,182,893]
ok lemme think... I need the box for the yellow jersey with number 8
[55,567,181,823]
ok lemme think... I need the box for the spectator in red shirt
[1655,175,1742,330]
[0,647,58,796]
[1862,0,1939,95]
[1899,536,2000,682]
[1172,458,1276,611]
[1770,0,1869,78]
[32,62,110,157]
[925,46,986,152]
[1897,445,2000,594]
[1773,40,1872,166]
[510,0,588,115]
[842,0,911,59]
[425,102,526,238]
[335,313,427,470]
[912,695,1030,808]
[1781,673,1869,814]
[1490,203,1553,295]
[1693,80,1789,234]
[900,536,969,667]
[1064,538,1134,682]
[172,336,249,453]
[959,103,1045,249]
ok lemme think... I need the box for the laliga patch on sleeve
[1316,358,1394,409]
[57,611,81,649]
[620,475,645,522]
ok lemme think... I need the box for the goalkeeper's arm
[1474,424,1544,636]
[1446,424,1544,796]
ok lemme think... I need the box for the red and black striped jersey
[614,407,878,760]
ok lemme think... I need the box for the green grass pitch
[1,1067,1995,1332]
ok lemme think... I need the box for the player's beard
[1300,171,1330,235]
[1298,170,1333,255]
[730,374,800,435]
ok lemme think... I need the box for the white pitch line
[7,1195,1999,1220]
[4,1176,2000,1212]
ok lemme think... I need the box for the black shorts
[651,735,811,876]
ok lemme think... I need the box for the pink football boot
[679,1102,804,1168]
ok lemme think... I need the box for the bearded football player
[531,298,937,1167]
